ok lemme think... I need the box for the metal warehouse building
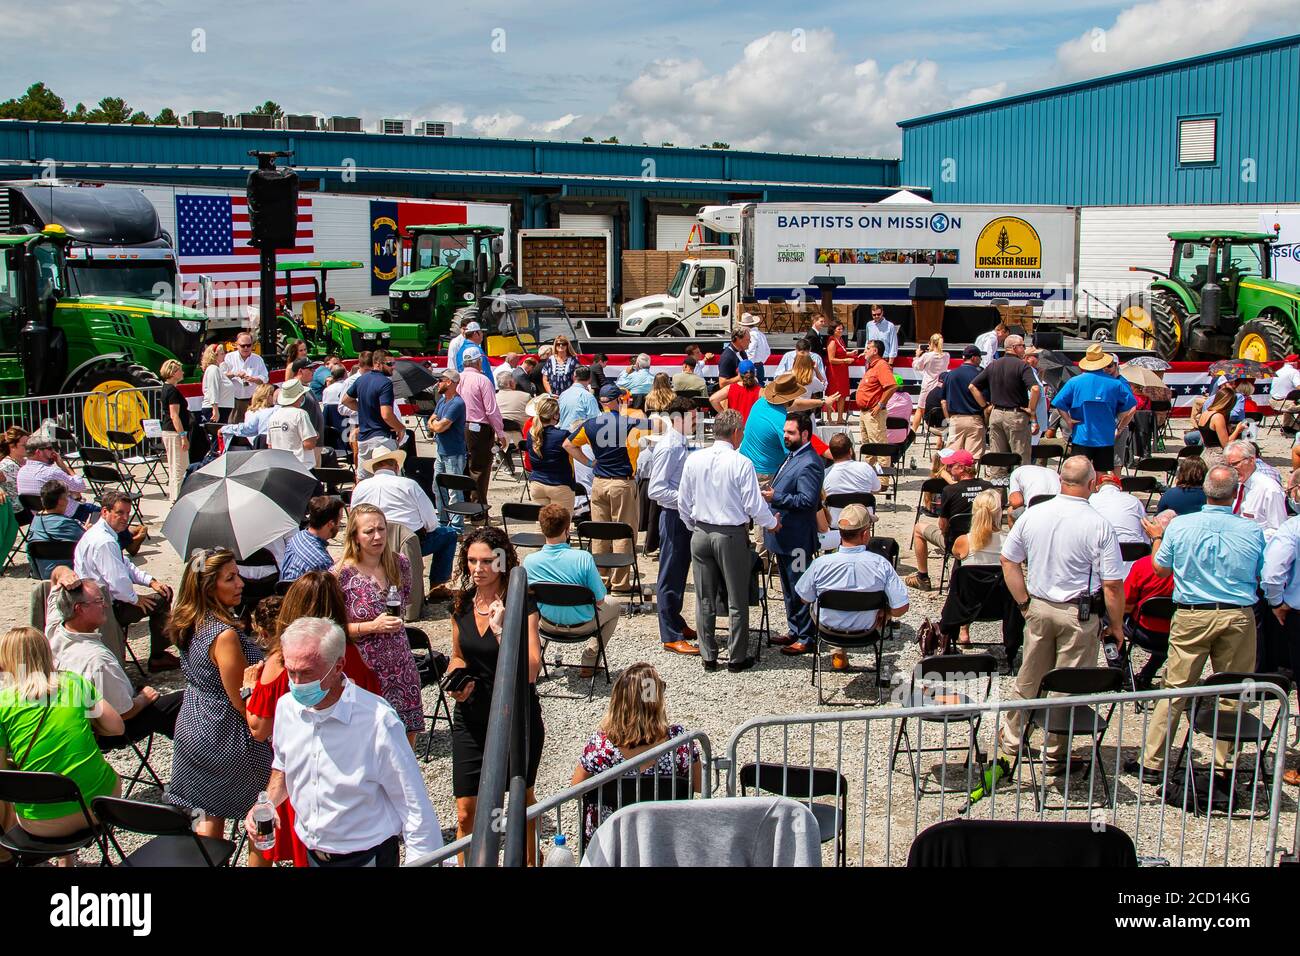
[897,34,1300,330]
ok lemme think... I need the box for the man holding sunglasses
[222,332,269,424]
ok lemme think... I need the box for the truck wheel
[1089,323,1112,343]
[1234,314,1293,363]
[1114,292,1182,360]
[647,319,687,338]
[67,362,161,450]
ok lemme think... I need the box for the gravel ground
[12,415,1294,866]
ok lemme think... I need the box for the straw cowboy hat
[762,372,805,406]
[359,442,408,474]
[1078,344,1114,372]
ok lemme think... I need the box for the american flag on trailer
[175,193,316,318]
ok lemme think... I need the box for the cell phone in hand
[440,669,475,694]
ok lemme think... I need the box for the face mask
[289,664,336,707]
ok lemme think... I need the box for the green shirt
[0,671,117,820]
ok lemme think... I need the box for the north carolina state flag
[369,199,469,295]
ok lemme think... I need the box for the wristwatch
[239,686,254,701]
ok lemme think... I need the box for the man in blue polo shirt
[523,504,622,675]
[942,345,987,460]
[1051,344,1136,473]
[342,348,406,459]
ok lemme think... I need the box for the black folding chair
[93,795,235,867]
[501,501,546,551]
[54,425,82,468]
[912,477,947,538]
[1264,389,1300,436]
[865,535,899,567]
[495,418,526,483]
[891,653,997,795]
[1177,443,1204,459]
[825,491,877,513]
[1148,399,1174,449]
[977,451,1022,478]
[1030,444,1065,471]
[4,502,34,574]
[435,472,489,526]
[906,818,1137,867]
[1118,596,1174,703]
[739,762,849,866]
[937,511,972,594]
[811,589,890,706]
[577,520,644,610]
[858,442,899,505]
[407,625,453,760]
[1020,666,1123,810]
[27,539,77,581]
[531,582,611,699]
[237,549,281,612]
[311,466,356,504]
[1120,475,1160,510]
[105,428,166,497]
[1027,493,1055,508]
[97,724,168,798]
[1128,455,1177,484]
[0,770,108,865]
[81,462,148,532]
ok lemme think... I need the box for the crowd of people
[4,307,1300,868]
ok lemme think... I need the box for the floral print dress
[578,724,699,838]
[335,554,424,733]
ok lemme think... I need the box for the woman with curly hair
[444,525,543,858]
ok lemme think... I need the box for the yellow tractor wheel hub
[82,380,150,449]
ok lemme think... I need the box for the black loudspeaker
[908,276,949,300]
[246,167,300,249]
[1033,330,1064,351]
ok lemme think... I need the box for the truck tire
[65,362,162,450]
[1233,314,1293,364]
[1089,322,1112,343]
[1115,291,1183,360]
[450,305,480,337]
[646,318,688,337]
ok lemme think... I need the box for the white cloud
[1055,0,1300,79]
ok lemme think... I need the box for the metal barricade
[405,729,714,867]
[724,681,1291,867]
[0,387,163,451]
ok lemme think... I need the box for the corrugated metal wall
[900,36,1300,206]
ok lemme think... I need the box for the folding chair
[4,501,35,574]
[98,729,167,799]
[435,472,489,527]
[1020,666,1123,810]
[411,395,439,440]
[1030,443,1065,471]
[811,589,890,706]
[531,582,611,699]
[891,653,997,795]
[1027,493,1055,508]
[501,501,545,551]
[1177,443,1204,460]
[1119,475,1160,510]
[311,466,355,504]
[912,477,947,535]
[0,770,108,865]
[1120,596,1173,694]
[81,463,148,531]
[1172,671,1293,815]
[937,511,972,594]
[93,795,235,867]
[54,425,82,468]
[766,295,794,334]
[106,428,166,497]
[1128,455,1177,485]
[407,625,453,760]
[577,520,644,610]
[495,419,526,483]
[858,442,899,504]
[1264,389,1300,436]
[977,452,1021,505]
[1119,541,1150,564]
[739,762,848,866]
[865,535,899,567]
[27,539,76,581]
[1148,399,1174,449]
[906,818,1137,867]
[920,405,945,457]
[237,549,281,611]
[825,491,876,514]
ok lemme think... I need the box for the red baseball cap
[939,448,975,468]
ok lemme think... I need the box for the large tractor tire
[66,362,162,450]
[1114,291,1183,360]
[450,305,480,337]
[1233,313,1294,364]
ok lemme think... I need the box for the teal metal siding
[900,35,1300,205]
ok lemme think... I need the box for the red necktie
[1233,481,1245,514]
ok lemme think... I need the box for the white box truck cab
[618,202,1081,339]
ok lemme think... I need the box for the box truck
[618,202,1080,340]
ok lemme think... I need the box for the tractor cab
[482,292,580,358]
[276,260,390,359]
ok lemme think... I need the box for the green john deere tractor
[1113,229,1300,362]
[0,227,206,444]
[385,224,519,354]
[275,260,391,359]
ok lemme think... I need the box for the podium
[811,274,846,324]
[910,276,948,343]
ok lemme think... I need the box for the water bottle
[386,584,401,616]
[250,791,276,851]
[1102,635,1121,665]
[543,834,575,867]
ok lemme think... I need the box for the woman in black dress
[444,526,544,860]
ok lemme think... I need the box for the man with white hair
[493,351,519,389]
[1223,439,1286,536]
[246,617,442,867]
[968,333,1039,478]
[458,345,506,511]
[616,353,655,397]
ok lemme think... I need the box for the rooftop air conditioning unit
[325,115,363,133]
[278,114,320,131]
[379,118,412,135]
[415,121,453,137]
[181,110,225,127]
[232,113,275,130]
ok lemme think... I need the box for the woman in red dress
[826,321,856,425]
[242,572,382,866]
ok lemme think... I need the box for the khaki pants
[543,600,623,666]
[161,431,189,503]
[528,481,576,513]
[858,405,889,486]
[987,408,1031,476]
[1142,608,1255,770]
[590,476,638,591]
[999,597,1101,762]
[947,414,986,460]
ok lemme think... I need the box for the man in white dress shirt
[1089,473,1161,573]
[740,312,771,384]
[678,409,778,673]
[863,304,899,365]
[819,433,881,550]
[974,321,1008,367]
[1224,439,1286,536]
[245,617,443,867]
[773,337,827,382]
[221,331,269,423]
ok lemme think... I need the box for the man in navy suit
[763,411,826,655]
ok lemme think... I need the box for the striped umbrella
[162,450,318,560]
[1123,355,1172,372]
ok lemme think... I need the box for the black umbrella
[391,359,440,399]
[163,450,318,560]
[1032,349,1078,392]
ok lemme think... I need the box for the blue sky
[2,0,1297,155]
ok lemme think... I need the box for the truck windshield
[667,262,688,297]
[67,260,177,300]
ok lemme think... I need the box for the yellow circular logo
[975,217,1042,278]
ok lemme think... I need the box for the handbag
[916,616,949,658]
